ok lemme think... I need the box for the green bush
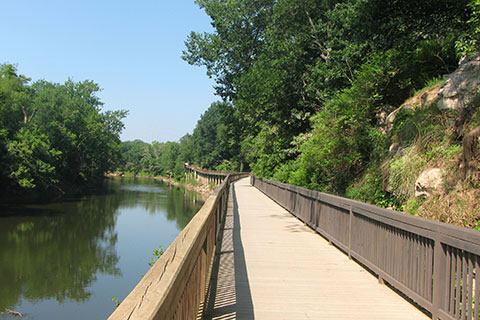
[406,199,420,216]
[345,165,396,208]
[456,0,480,57]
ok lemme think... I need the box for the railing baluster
[462,253,468,320]
[348,205,353,259]
[433,236,446,320]
[474,255,480,320]
[445,246,452,313]
[468,254,474,320]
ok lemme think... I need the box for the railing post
[348,205,353,259]
[215,201,220,240]
[432,234,447,319]
[309,197,315,227]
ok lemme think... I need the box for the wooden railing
[108,171,248,320]
[184,164,246,186]
[252,176,480,320]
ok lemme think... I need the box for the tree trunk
[461,125,480,181]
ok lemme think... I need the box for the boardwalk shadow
[284,223,307,233]
[203,183,254,320]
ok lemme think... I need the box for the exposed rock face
[389,143,400,156]
[438,55,480,110]
[415,168,445,198]
[384,54,480,134]
[384,83,443,133]
[402,83,443,111]
[385,108,402,132]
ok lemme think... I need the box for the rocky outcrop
[384,107,402,133]
[402,83,443,111]
[389,143,400,156]
[437,54,480,110]
[383,54,480,134]
[415,168,445,198]
[383,83,443,133]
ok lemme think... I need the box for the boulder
[438,54,480,110]
[415,168,445,198]
[389,143,400,156]
[385,107,402,132]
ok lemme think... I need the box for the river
[0,177,204,320]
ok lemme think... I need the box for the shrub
[345,165,396,208]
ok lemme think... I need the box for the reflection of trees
[0,177,203,310]
[0,193,122,310]
[165,185,204,229]
[110,177,204,229]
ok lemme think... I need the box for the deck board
[204,178,429,319]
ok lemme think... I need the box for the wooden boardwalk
[203,177,429,319]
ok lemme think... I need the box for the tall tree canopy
[182,0,471,195]
[183,0,276,99]
[0,64,126,198]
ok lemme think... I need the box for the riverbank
[105,173,213,198]
[0,176,107,204]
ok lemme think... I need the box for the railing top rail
[185,164,250,177]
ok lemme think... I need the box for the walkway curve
[204,177,429,319]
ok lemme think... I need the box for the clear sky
[1,0,217,143]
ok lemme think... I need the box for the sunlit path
[204,177,428,319]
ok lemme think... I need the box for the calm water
[0,177,204,320]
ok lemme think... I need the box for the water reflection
[0,193,122,310]
[109,177,205,229]
[0,177,203,314]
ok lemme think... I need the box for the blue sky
[1,1,217,142]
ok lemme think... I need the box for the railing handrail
[109,171,248,320]
[184,164,246,177]
[252,175,480,320]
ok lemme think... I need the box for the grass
[417,188,480,228]
[388,145,427,203]
[413,76,446,96]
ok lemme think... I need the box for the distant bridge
[109,165,480,320]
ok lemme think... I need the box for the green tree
[159,142,180,178]
[192,101,243,170]
[31,79,127,187]
[0,64,126,197]
[6,127,60,190]
[118,140,150,174]
[456,0,480,57]
[174,134,194,179]
[183,0,276,98]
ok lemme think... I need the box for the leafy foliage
[0,64,126,198]
[148,246,164,267]
[192,101,243,170]
[183,0,276,98]
[182,0,468,192]
[456,0,480,57]
[345,165,396,208]
[178,0,474,223]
